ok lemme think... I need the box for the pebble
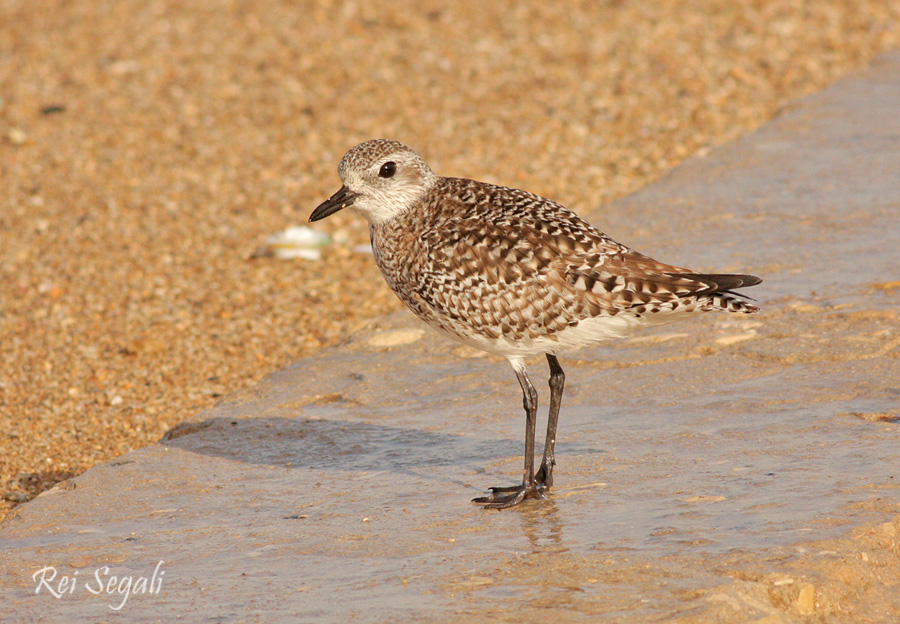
[367,329,426,348]
[683,495,727,503]
[714,332,757,346]
[795,583,816,615]
[6,127,27,145]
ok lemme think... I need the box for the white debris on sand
[263,226,332,260]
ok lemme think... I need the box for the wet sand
[3,49,900,622]
[3,0,900,520]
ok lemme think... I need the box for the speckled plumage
[311,139,761,508]
[371,175,759,362]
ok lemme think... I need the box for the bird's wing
[419,182,760,334]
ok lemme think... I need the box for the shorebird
[310,139,761,509]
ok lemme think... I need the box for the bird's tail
[682,273,762,314]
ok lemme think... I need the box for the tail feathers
[677,273,762,314]
[706,292,759,314]
[675,273,762,294]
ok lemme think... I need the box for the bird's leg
[473,364,546,509]
[534,354,564,490]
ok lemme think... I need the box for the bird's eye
[379,161,397,178]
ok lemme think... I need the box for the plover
[310,139,761,509]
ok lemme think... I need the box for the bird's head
[309,139,439,226]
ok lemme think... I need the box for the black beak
[309,185,359,222]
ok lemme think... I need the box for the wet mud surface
[3,53,900,623]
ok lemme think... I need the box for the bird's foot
[533,462,554,490]
[472,482,547,509]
